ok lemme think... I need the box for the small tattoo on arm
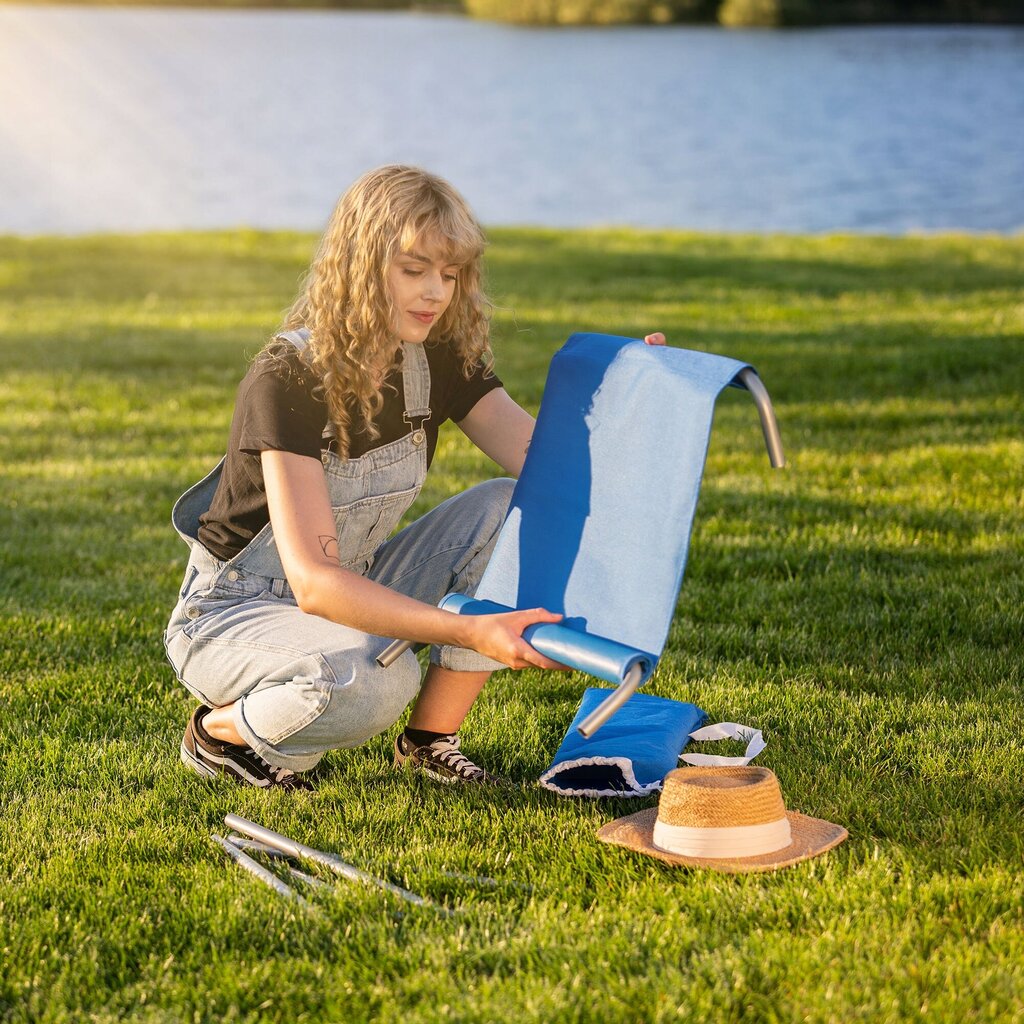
[318,535,339,563]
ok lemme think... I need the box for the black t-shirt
[197,342,502,561]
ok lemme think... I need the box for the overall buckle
[403,410,432,446]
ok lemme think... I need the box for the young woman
[164,165,664,790]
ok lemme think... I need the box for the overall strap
[276,327,311,353]
[274,327,335,442]
[400,342,432,445]
[275,329,432,447]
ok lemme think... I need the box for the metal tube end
[376,638,414,668]
[576,665,644,738]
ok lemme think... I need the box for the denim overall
[164,330,511,771]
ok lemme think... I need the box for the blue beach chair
[380,332,784,737]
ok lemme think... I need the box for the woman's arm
[456,388,535,477]
[261,449,564,669]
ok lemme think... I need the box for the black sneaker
[181,705,313,791]
[394,732,500,784]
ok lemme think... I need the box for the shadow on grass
[4,319,1019,477]
[491,229,1024,300]
[695,485,1021,565]
[2,483,1020,699]
[6,230,1022,309]
[499,319,1024,406]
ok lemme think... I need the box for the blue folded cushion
[540,688,706,798]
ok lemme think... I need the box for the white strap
[680,721,766,766]
[653,816,791,859]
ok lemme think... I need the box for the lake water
[1,5,1022,235]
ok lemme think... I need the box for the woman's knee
[464,476,515,546]
[478,476,515,518]
[307,648,422,749]
[446,477,515,591]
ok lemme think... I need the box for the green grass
[1,226,1022,1023]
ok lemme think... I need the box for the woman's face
[387,236,461,344]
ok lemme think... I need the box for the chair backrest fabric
[473,333,750,666]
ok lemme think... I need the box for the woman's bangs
[399,207,484,267]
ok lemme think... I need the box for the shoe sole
[181,739,218,779]
[181,737,295,789]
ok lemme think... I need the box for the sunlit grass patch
[1,228,1022,1023]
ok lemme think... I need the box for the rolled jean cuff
[233,701,325,773]
[431,643,505,674]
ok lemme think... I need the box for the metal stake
[224,814,447,914]
[211,834,309,908]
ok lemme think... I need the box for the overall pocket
[333,486,419,568]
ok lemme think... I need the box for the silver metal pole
[211,834,309,907]
[227,835,291,860]
[576,663,644,738]
[376,637,413,668]
[224,814,445,914]
[737,367,785,469]
[287,866,333,891]
[228,835,525,894]
[227,834,336,892]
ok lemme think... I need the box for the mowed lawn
[0,228,1021,1023]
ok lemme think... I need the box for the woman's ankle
[406,666,490,735]
[403,725,450,749]
[203,703,245,746]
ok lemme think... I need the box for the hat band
[652,816,792,859]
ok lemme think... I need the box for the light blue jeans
[164,477,514,771]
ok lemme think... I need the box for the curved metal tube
[576,664,644,738]
[737,367,786,469]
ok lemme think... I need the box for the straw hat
[597,765,847,873]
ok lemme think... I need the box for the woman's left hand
[644,332,667,346]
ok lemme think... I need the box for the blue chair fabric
[445,332,751,685]
[539,688,707,798]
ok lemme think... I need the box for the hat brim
[596,806,848,873]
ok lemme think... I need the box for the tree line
[464,0,1024,25]
[14,0,1023,24]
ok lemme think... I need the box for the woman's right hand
[462,607,570,671]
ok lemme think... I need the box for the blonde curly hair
[274,165,492,457]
